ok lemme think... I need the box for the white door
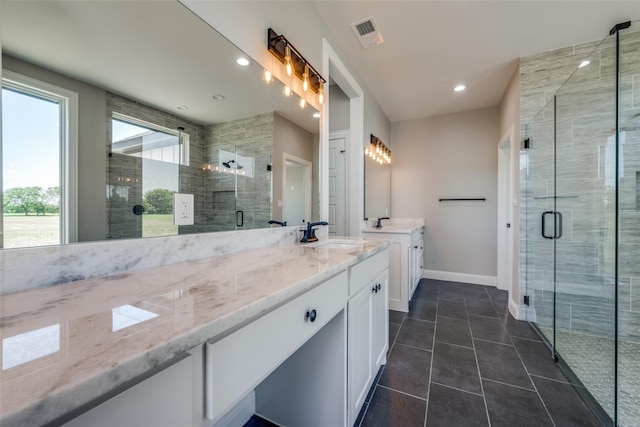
[328,137,346,236]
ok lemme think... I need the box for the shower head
[222,159,243,169]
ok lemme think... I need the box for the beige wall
[498,64,521,311]
[273,113,314,223]
[3,55,107,242]
[391,107,499,278]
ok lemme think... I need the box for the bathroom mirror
[0,0,320,248]
[364,155,391,221]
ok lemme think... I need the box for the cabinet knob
[414,245,418,249]
[306,309,317,322]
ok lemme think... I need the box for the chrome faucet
[300,221,329,243]
[375,217,390,229]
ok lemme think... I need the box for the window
[1,70,78,248]
[111,113,189,166]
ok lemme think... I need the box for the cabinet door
[371,269,389,369]
[348,284,372,426]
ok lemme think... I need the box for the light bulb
[365,148,369,155]
[299,97,306,108]
[284,85,291,97]
[302,66,309,92]
[318,82,324,104]
[285,46,293,77]
[263,69,273,83]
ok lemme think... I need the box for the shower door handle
[554,211,563,239]
[541,211,554,239]
[541,211,563,240]
[236,210,244,227]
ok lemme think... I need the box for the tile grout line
[424,283,439,427]
[468,287,493,427]
[376,384,428,402]
[430,380,485,397]
[509,328,558,427]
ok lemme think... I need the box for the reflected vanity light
[367,134,391,164]
[263,69,273,83]
[284,85,292,97]
[313,112,321,118]
[299,97,306,108]
[267,28,326,106]
[579,60,590,68]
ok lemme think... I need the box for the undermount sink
[309,239,365,250]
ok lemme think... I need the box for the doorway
[282,153,311,226]
[497,132,514,292]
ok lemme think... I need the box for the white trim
[322,39,365,237]
[213,391,255,427]
[508,298,522,320]
[422,269,497,287]
[2,69,78,244]
[497,127,515,292]
[282,152,312,225]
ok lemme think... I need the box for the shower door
[525,31,618,424]
[552,33,617,421]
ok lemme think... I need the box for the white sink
[310,239,365,250]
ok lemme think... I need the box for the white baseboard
[213,391,255,427]
[508,298,522,320]
[422,270,497,287]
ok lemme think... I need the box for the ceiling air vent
[351,16,384,49]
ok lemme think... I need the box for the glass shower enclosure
[523,20,640,426]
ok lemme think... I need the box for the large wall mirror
[364,143,391,221]
[0,0,320,249]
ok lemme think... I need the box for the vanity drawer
[205,271,348,422]
[349,249,389,296]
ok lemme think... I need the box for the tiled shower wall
[519,28,640,341]
[106,92,205,238]
[204,113,273,232]
[106,95,274,237]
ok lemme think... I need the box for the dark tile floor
[358,279,603,427]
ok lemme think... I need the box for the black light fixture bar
[267,28,326,93]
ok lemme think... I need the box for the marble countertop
[0,238,388,426]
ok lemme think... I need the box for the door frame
[321,40,364,237]
[282,152,312,226]
[497,126,515,294]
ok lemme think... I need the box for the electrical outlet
[173,193,194,226]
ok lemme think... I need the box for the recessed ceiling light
[579,60,590,68]
[212,94,226,101]
[176,105,189,110]
[313,112,321,118]
[454,84,466,92]
[236,57,250,66]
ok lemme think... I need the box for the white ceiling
[1,1,320,133]
[312,1,640,122]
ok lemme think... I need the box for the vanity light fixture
[454,84,466,92]
[267,28,326,104]
[367,134,391,164]
[302,65,310,92]
[284,45,293,77]
[318,82,325,104]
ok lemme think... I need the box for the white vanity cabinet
[363,225,424,312]
[205,271,349,426]
[63,347,203,427]
[347,250,389,426]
